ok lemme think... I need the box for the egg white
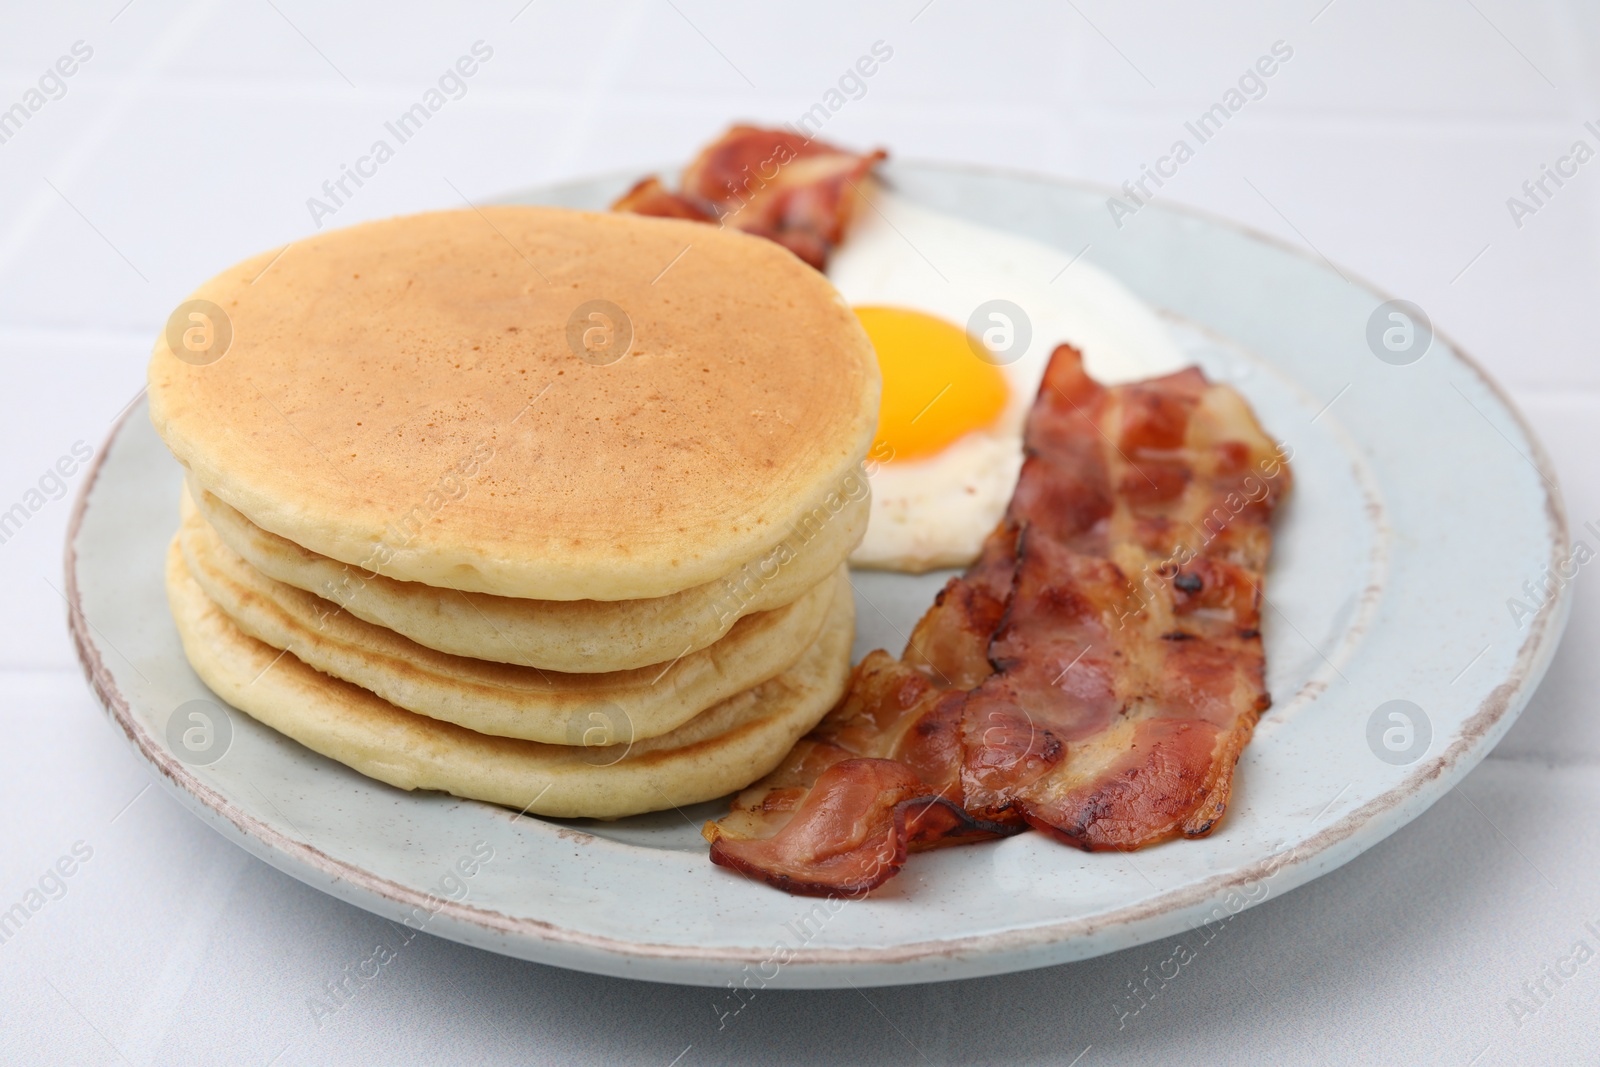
[827,190,1187,572]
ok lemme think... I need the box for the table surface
[3,2,1598,1064]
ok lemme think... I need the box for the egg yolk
[853,305,1009,463]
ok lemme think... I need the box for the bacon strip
[611,125,886,270]
[704,344,1291,895]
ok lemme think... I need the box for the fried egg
[827,191,1186,572]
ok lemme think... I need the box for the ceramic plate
[67,163,1570,988]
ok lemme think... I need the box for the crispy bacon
[708,759,923,897]
[610,176,714,222]
[705,654,1019,895]
[705,344,1292,895]
[611,124,886,270]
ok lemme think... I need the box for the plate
[67,162,1570,988]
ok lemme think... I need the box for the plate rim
[67,160,1573,979]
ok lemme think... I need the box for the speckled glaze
[67,164,1570,988]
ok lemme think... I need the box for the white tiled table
[2,3,1596,1063]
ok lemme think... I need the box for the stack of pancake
[148,207,880,819]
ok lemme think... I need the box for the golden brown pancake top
[149,206,880,601]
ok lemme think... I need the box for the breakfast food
[150,205,879,817]
[154,124,1289,885]
[704,344,1292,896]
[166,541,855,819]
[619,125,1187,573]
[613,124,885,270]
[150,207,878,603]
[178,489,844,744]
[828,196,1187,571]
[190,477,866,673]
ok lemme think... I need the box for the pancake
[149,206,881,602]
[189,481,865,672]
[179,497,843,743]
[165,539,855,819]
